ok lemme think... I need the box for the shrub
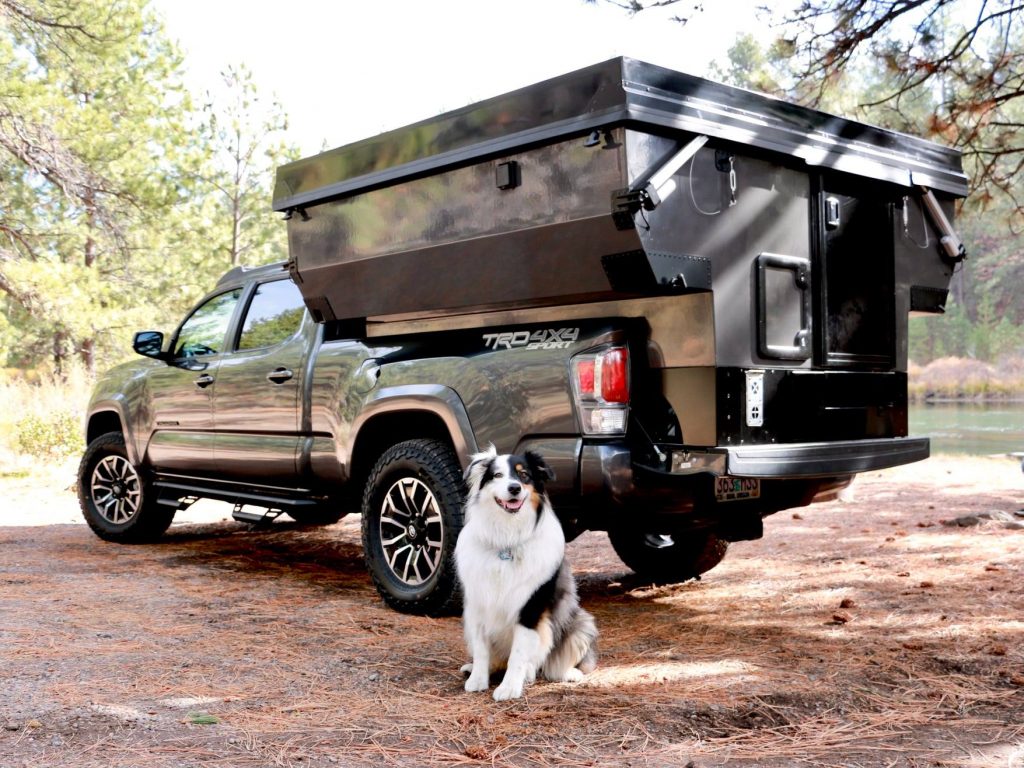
[14,410,84,459]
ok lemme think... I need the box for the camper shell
[273,57,965,477]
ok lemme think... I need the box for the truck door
[145,288,243,473]
[211,278,310,481]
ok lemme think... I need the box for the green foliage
[186,711,220,725]
[707,33,786,94]
[0,1,295,375]
[14,410,83,459]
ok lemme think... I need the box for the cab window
[237,280,306,351]
[174,289,243,358]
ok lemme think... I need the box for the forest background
[1,0,1022,459]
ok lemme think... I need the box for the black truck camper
[273,56,967,486]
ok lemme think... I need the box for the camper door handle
[267,367,294,384]
[825,197,841,229]
[194,374,215,389]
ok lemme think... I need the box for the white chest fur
[456,503,565,632]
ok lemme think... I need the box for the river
[909,401,1024,456]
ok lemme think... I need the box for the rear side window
[174,289,243,358]
[237,280,306,351]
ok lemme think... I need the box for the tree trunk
[80,337,95,374]
[53,329,68,380]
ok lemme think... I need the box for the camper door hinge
[610,134,709,230]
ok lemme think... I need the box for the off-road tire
[608,527,729,584]
[361,439,465,615]
[77,432,175,543]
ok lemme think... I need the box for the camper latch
[611,134,710,230]
[611,187,652,230]
[282,206,310,222]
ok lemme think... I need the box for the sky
[152,0,776,158]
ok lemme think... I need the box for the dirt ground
[1,455,1022,768]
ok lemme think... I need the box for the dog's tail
[543,608,598,680]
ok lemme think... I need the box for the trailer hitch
[612,134,709,230]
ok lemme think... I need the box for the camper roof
[272,57,967,213]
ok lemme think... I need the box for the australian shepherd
[455,447,598,700]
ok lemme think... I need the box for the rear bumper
[721,436,929,478]
[579,436,929,513]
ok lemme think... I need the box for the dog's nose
[508,482,521,496]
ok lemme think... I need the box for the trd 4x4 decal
[482,328,580,351]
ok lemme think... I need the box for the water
[909,401,1024,456]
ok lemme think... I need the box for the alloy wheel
[378,477,444,587]
[90,456,143,525]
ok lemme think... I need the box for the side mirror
[133,331,167,361]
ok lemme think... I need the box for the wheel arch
[346,385,477,497]
[85,403,138,464]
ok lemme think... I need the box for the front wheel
[77,432,174,542]
[361,439,465,615]
[608,527,729,584]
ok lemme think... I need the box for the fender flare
[85,398,139,465]
[345,384,478,472]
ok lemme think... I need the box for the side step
[153,475,325,516]
[230,505,284,526]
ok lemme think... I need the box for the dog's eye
[517,471,530,482]
[493,472,504,479]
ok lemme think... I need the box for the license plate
[715,477,761,502]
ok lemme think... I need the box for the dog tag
[498,548,514,561]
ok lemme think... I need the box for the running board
[153,477,323,512]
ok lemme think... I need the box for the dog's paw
[561,667,584,683]
[492,680,524,701]
[460,662,474,676]
[464,671,490,693]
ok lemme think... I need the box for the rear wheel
[608,527,729,584]
[361,439,465,615]
[77,432,174,542]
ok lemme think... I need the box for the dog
[455,446,597,700]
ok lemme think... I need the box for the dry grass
[1,456,1022,767]
[909,355,1024,400]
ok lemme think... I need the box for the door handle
[267,367,294,384]
[194,374,215,388]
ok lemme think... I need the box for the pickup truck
[78,58,967,614]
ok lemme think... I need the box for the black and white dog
[455,446,597,700]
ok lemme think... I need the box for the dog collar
[498,547,514,561]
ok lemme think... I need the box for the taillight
[597,348,629,403]
[571,346,630,435]
[576,359,595,397]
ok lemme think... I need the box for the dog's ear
[464,444,498,488]
[524,450,555,484]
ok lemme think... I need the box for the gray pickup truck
[78,58,967,614]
